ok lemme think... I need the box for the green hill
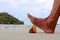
[0,12,24,24]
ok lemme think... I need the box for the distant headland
[0,12,24,24]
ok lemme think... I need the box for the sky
[0,0,60,25]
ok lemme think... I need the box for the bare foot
[27,13,57,33]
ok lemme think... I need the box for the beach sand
[0,25,60,40]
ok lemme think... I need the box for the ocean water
[56,24,60,27]
[0,24,29,28]
[0,24,59,28]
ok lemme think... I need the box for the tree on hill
[0,12,24,24]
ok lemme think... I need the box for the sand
[0,25,60,40]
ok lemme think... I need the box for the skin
[27,0,60,33]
